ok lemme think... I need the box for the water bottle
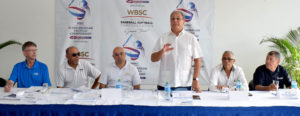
[116,78,122,89]
[236,80,242,91]
[164,81,171,101]
[292,80,298,89]
[41,83,48,93]
[290,80,299,99]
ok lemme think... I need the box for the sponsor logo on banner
[122,33,147,80]
[69,36,92,39]
[122,34,145,60]
[68,0,90,20]
[121,1,153,32]
[176,0,198,22]
[64,0,95,65]
[68,25,93,42]
[64,0,93,43]
[77,50,95,65]
[176,0,200,38]
[79,51,93,60]
[126,0,149,4]
[120,9,153,32]
[68,26,93,41]
[122,10,150,18]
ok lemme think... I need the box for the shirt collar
[23,59,39,69]
[65,60,83,70]
[220,64,236,72]
[169,30,185,37]
[113,61,128,70]
[264,65,279,73]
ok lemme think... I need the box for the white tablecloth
[1,87,300,107]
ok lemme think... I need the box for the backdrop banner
[55,0,214,87]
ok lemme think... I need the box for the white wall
[214,0,300,89]
[0,0,300,89]
[0,0,55,84]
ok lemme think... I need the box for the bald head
[66,46,80,66]
[66,46,79,55]
[113,47,126,65]
[113,47,124,54]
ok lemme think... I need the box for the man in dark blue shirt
[4,41,51,92]
[253,51,291,91]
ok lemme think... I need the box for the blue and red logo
[68,0,90,20]
[122,34,145,60]
[176,0,198,22]
[126,0,149,3]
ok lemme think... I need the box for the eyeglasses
[25,49,37,52]
[171,17,183,21]
[114,52,124,57]
[71,52,80,57]
[222,58,234,61]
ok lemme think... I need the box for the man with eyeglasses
[99,47,141,89]
[56,46,101,89]
[209,51,248,92]
[253,51,291,91]
[4,41,51,92]
[151,10,203,92]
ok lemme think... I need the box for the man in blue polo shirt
[4,41,51,92]
[253,51,291,91]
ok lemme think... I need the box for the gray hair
[170,10,185,20]
[223,50,235,59]
[267,51,280,59]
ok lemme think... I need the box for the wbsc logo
[68,0,90,20]
[122,34,145,60]
[69,36,92,39]
[176,0,198,22]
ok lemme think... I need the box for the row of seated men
[3,10,291,92]
[3,41,291,92]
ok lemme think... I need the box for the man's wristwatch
[193,78,199,81]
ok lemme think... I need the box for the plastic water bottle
[290,80,299,99]
[116,78,122,89]
[236,80,242,91]
[292,80,298,89]
[164,81,171,101]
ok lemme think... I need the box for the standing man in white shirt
[209,51,248,92]
[99,47,141,89]
[56,46,101,89]
[151,10,203,92]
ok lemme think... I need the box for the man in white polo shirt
[151,10,203,92]
[99,47,141,90]
[56,46,101,89]
[209,51,248,92]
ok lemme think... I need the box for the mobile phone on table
[193,95,201,100]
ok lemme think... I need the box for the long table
[0,88,300,116]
